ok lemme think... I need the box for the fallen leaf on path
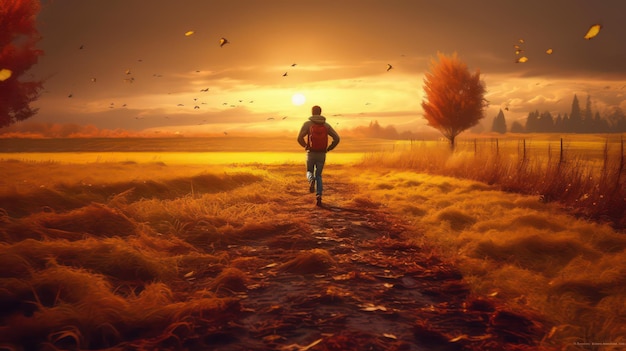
[360,303,388,312]
[279,338,322,351]
[449,334,468,342]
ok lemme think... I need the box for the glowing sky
[26,0,626,135]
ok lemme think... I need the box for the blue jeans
[306,152,326,196]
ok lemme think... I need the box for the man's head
[312,105,322,115]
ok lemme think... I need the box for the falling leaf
[279,338,322,351]
[546,48,553,54]
[185,30,195,36]
[383,333,397,340]
[220,37,229,47]
[547,326,557,339]
[183,271,194,278]
[332,273,352,281]
[584,24,602,40]
[449,335,468,342]
[519,38,525,44]
[515,56,529,63]
[360,303,387,312]
[263,263,278,269]
[0,68,12,81]
[488,291,499,297]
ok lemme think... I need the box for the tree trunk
[449,135,456,150]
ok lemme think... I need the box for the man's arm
[297,122,309,148]
[326,125,340,151]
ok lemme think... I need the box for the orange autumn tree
[0,0,44,128]
[421,52,487,149]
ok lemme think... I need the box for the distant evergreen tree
[562,112,569,132]
[594,112,610,133]
[607,107,626,132]
[538,111,555,132]
[568,94,582,132]
[510,121,525,133]
[524,110,540,132]
[491,109,507,133]
[554,113,564,132]
[582,95,594,130]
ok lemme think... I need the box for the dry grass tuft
[208,267,248,293]
[468,234,601,276]
[435,208,476,231]
[36,203,137,238]
[1,237,176,282]
[279,248,336,274]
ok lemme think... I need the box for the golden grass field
[0,134,624,350]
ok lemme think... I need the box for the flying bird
[220,37,229,47]
[584,24,602,40]
[291,63,297,67]
[200,88,209,92]
[68,93,73,98]
[283,72,288,77]
[515,56,529,63]
[387,64,393,71]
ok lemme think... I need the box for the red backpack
[308,123,328,152]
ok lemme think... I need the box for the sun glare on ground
[291,93,306,106]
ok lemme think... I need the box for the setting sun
[291,93,306,106]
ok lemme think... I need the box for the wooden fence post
[559,138,564,165]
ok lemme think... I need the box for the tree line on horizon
[491,94,626,134]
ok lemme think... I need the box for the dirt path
[199,178,551,351]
